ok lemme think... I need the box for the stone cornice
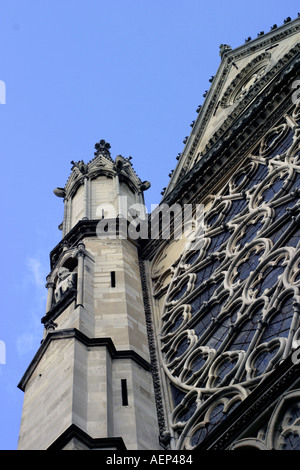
[50,218,139,270]
[224,17,300,62]
[46,423,127,450]
[55,147,145,201]
[18,328,151,392]
[41,287,77,327]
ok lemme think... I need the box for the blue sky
[0,0,299,450]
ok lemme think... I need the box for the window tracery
[229,390,300,450]
[153,108,300,449]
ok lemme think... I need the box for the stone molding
[46,423,127,450]
[164,33,300,197]
[50,218,137,270]
[18,328,151,392]
[139,259,167,439]
[195,352,300,450]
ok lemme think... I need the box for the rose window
[154,111,300,449]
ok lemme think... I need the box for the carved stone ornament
[152,108,300,449]
[220,52,271,108]
[54,267,77,303]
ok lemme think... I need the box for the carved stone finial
[219,44,232,58]
[71,160,88,174]
[115,154,131,172]
[94,139,111,156]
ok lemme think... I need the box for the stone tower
[17,140,160,450]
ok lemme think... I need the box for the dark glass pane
[185,250,201,266]
[171,281,188,301]
[273,199,296,219]
[244,164,269,191]
[223,199,248,223]
[164,313,184,335]
[288,170,300,192]
[286,226,300,248]
[254,261,285,297]
[261,176,286,203]
[260,296,294,343]
[253,345,280,377]
[177,396,197,422]
[282,433,300,450]
[236,250,262,282]
[213,358,237,386]
[187,354,207,377]
[170,384,186,408]
[193,312,212,339]
[190,280,224,315]
[195,258,222,287]
[191,295,230,341]
[205,212,220,228]
[267,129,294,159]
[209,403,225,425]
[190,427,208,447]
[177,336,190,357]
[207,230,232,253]
[287,404,300,426]
[269,219,292,244]
[228,310,262,352]
[238,217,264,247]
[205,316,232,350]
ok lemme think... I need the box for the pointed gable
[164,16,300,199]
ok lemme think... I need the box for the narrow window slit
[121,379,128,406]
[111,271,116,287]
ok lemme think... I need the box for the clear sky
[0,0,299,450]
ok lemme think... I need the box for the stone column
[45,277,55,314]
[76,242,85,307]
[83,177,89,219]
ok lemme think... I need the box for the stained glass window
[154,110,300,449]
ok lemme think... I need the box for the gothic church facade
[18,16,300,450]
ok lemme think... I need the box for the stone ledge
[46,423,127,450]
[18,328,151,392]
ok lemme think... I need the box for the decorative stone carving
[53,187,66,198]
[220,52,271,108]
[54,267,77,303]
[70,159,89,175]
[94,139,111,155]
[219,44,232,58]
[230,389,300,450]
[139,181,151,191]
[154,110,300,449]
